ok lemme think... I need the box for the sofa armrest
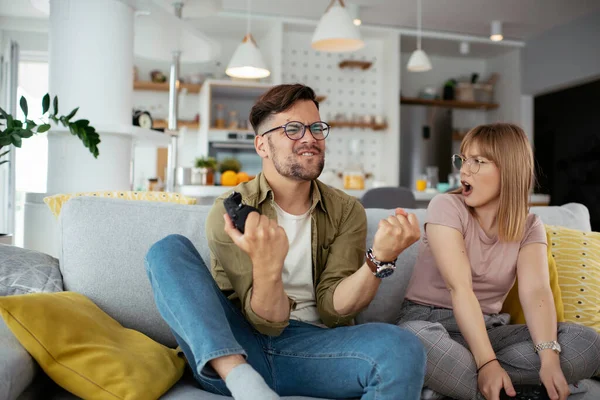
[0,318,38,400]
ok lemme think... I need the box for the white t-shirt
[273,202,321,324]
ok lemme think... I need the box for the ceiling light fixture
[226,0,270,79]
[490,20,503,41]
[406,0,432,72]
[312,0,365,52]
[460,41,470,55]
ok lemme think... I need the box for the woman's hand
[540,356,570,400]
[478,360,516,400]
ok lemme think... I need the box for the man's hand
[371,208,420,261]
[539,355,570,400]
[478,360,516,400]
[223,212,289,279]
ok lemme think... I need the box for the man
[145,84,426,400]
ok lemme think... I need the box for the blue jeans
[145,234,426,400]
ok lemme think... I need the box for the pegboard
[281,31,387,180]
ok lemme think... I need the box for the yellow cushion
[502,229,565,324]
[546,225,600,333]
[0,292,185,400]
[44,191,197,218]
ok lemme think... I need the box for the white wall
[485,49,522,125]
[2,30,47,53]
[522,11,600,95]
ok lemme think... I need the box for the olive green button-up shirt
[205,172,367,336]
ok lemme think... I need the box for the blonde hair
[459,123,534,242]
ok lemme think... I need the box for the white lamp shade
[407,49,432,72]
[490,20,503,41]
[226,34,271,79]
[311,2,364,52]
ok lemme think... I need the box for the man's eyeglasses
[259,121,330,141]
[451,154,493,175]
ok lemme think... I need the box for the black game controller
[223,191,260,234]
[500,385,550,400]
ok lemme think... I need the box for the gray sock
[225,363,280,400]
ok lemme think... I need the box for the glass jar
[214,104,226,129]
[228,110,239,129]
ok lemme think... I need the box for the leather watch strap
[366,256,378,273]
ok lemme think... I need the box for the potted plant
[0,94,100,166]
[192,156,217,185]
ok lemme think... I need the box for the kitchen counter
[177,185,551,207]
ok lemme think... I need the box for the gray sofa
[1,196,599,399]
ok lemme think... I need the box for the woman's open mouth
[462,181,473,196]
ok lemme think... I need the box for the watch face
[139,113,152,129]
[376,266,395,279]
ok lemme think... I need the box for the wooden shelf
[339,60,372,70]
[400,96,499,110]
[329,121,387,131]
[152,120,199,130]
[134,80,202,94]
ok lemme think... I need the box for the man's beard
[268,137,325,181]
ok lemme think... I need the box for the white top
[273,202,321,324]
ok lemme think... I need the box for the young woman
[398,123,600,400]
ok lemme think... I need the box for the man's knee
[364,323,426,371]
[145,234,197,272]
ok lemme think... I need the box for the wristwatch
[365,248,396,279]
[534,341,561,354]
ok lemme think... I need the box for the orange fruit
[237,172,250,183]
[221,170,238,186]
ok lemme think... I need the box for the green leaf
[0,107,8,120]
[42,94,50,114]
[11,133,22,147]
[53,96,59,115]
[13,120,22,129]
[26,119,37,129]
[0,149,9,158]
[0,159,8,165]
[19,130,35,139]
[19,96,28,118]
[0,136,11,146]
[65,107,79,121]
[75,119,89,128]
[6,115,14,129]
[37,124,51,133]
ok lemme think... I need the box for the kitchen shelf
[153,120,199,130]
[329,121,387,131]
[133,80,202,94]
[400,96,499,110]
[338,60,372,70]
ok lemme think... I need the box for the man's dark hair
[249,84,319,134]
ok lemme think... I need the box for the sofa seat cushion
[0,292,185,400]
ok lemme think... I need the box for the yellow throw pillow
[0,292,185,400]
[501,229,565,324]
[44,191,197,218]
[546,225,600,333]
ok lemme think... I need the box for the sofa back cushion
[58,197,591,347]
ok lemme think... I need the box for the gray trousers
[397,300,600,400]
